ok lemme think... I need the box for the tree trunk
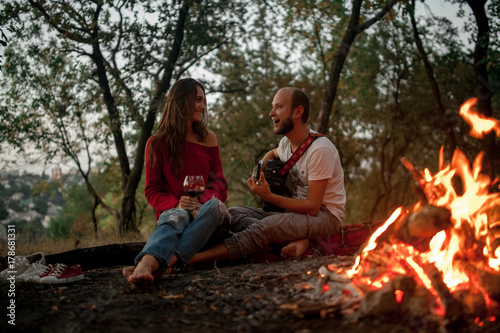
[82,172,119,235]
[408,0,457,161]
[117,0,191,233]
[465,0,497,178]
[313,0,400,134]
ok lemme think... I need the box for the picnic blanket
[251,221,385,262]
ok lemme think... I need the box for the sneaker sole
[39,274,85,284]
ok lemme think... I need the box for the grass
[1,231,148,258]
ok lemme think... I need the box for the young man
[188,87,345,264]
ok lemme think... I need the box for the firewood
[388,204,451,252]
[486,203,500,255]
[454,255,500,302]
[363,250,391,267]
[422,263,465,328]
[400,157,447,204]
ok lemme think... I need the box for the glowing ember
[394,289,403,303]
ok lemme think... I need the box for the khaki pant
[224,206,341,260]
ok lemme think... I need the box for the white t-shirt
[277,131,346,222]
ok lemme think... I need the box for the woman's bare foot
[281,239,310,259]
[122,266,135,278]
[126,255,160,288]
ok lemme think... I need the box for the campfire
[296,98,500,329]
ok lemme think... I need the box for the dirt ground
[2,254,500,333]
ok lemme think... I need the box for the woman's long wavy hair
[148,78,208,175]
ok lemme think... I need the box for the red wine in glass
[183,175,206,198]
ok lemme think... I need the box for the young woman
[123,78,228,287]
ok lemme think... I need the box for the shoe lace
[51,264,67,277]
[39,264,54,276]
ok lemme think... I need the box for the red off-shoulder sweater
[145,138,228,220]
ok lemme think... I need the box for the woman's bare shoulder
[205,129,218,147]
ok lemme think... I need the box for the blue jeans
[135,198,229,268]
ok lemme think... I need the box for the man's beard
[275,115,294,135]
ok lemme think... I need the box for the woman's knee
[157,209,190,230]
[198,198,228,223]
[203,198,226,213]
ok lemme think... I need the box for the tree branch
[27,0,92,44]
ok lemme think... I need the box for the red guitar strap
[278,132,324,176]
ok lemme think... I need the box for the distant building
[6,209,41,223]
[11,192,24,201]
[6,170,20,177]
[42,203,63,228]
[52,167,62,180]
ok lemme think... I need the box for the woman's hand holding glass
[177,195,201,210]
[177,175,206,217]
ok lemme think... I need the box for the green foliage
[33,198,48,215]
[0,200,8,220]
[8,199,23,212]
[32,178,67,206]
[11,218,45,242]
[46,184,92,240]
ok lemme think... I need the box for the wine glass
[183,175,206,198]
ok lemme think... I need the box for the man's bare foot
[126,255,160,288]
[281,239,310,259]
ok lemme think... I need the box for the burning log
[454,254,500,302]
[400,157,446,204]
[422,263,464,328]
[379,204,452,253]
[453,289,487,319]
[486,201,500,255]
[394,204,451,252]
[359,275,436,318]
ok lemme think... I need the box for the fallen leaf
[162,294,185,300]
[278,303,298,310]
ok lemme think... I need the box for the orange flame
[347,207,403,278]
[459,97,500,138]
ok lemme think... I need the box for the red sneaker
[33,263,57,283]
[40,264,84,284]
